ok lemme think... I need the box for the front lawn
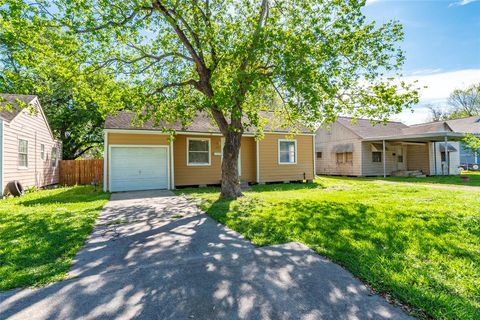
[367,171,480,187]
[176,177,480,320]
[0,186,109,291]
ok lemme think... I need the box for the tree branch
[153,79,200,94]
[153,1,205,72]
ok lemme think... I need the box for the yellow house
[104,112,315,192]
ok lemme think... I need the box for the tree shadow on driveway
[0,191,412,320]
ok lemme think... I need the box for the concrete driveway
[0,190,413,320]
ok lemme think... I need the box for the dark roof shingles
[0,94,37,122]
[105,111,313,134]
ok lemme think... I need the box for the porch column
[383,140,386,178]
[444,135,449,175]
[433,142,437,175]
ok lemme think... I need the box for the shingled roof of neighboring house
[0,93,37,122]
[105,111,313,134]
[445,116,480,133]
[336,117,408,139]
[336,115,480,139]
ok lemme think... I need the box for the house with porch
[315,116,480,177]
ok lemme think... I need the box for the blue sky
[363,0,480,123]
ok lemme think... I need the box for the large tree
[447,84,480,118]
[0,0,137,159]
[40,0,417,198]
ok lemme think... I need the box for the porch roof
[362,132,470,142]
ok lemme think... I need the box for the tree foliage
[447,83,480,119]
[0,0,137,159]
[463,134,480,155]
[24,0,417,197]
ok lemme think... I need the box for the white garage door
[110,146,169,192]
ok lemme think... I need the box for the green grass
[176,177,480,319]
[0,186,110,291]
[366,171,480,186]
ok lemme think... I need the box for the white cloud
[449,0,478,7]
[403,69,480,102]
[393,69,480,124]
[365,0,381,6]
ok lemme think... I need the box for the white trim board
[103,132,108,191]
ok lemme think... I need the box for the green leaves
[32,0,418,133]
[463,134,480,154]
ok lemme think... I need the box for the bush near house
[178,176,480,320]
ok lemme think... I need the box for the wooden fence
[59,159,104,186]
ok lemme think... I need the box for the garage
[109,146,169,192]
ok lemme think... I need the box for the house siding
[0,119,3,194]
[430,141,461,175]
[258,134,314,182]
[173,135,257,186]
[105,132,258,189]
[315,123,362,176]
[361,142,394,176]
[406,144,430,174]
[2,99,61,192]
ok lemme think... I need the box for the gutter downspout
[382,140,386,178]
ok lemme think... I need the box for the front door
[395,145,406,171]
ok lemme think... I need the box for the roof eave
[362,132,469,141]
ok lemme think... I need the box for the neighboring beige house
[0,94,62,195]
[104,112,315,192]
[315,116,480,177]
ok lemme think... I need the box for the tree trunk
[220,131,243,199]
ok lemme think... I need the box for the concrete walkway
[0,190,413,320]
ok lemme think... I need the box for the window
[336,152,344,164]
[441,151,449,162]
[278,140,297,164]
[18,139,28,167]
[40,144,45,160]
[51,147,58,167]
[187,138,210,165]
[397,155,403,163]
[316,152,322,159]
[345,152,353,163]
[372,151,382,163]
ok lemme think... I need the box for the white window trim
[40,144,45,160]
[18,138,29,169]
[51,147,58,168]
[278,139,297,165]
[187,137,211,166]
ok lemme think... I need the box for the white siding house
[0,94,61,195]
[316,117,479,177]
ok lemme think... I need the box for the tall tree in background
[447,84,480,118]
[0,1,137,159]
[38,0,417,198]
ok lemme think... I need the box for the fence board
[59,159,103,186]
